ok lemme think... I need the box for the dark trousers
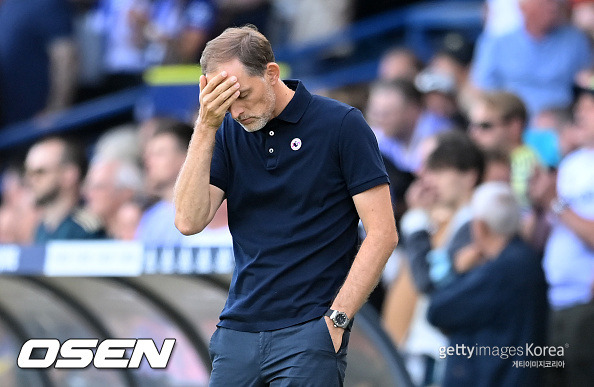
[209,317,350,386]
[546,300,594,387]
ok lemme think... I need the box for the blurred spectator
[430,32,474,90]
[428,32,476,122]
[83,157,144,238]
[394,130,484,385]
[414,69,461,127]
[467,91,540,211]
[401,130,484,294]
[137,116,184,164]
[471,0,592,117]
[377,47,422,82]
[143,0,217,65]
[0,167,40,244]
[135,119,193,245]
[24,137,105,243]
[428,182,547,387]
[533,81,594,387]
[365,79,452,174]
[0,0,77,127]
[571,0,594,42]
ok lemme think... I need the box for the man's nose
[229,103,244,120]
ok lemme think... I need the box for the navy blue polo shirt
[211,80,389,332]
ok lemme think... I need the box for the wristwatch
[325,309,352,330]
[550,197,569,216]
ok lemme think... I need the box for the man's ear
[265,62,280,84]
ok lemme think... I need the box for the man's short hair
[152,120,193,152]
[426,130,485,186]
[481,91,528,128]
[369,78,423,107]
[200,24,274,77]
[34,136,89,180]
[472,181,521,237]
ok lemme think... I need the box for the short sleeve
[338,108,389,196]
[210,122,229,192]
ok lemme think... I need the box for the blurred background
[1,0,594,386]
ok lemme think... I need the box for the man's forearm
[174,127,217,234]
[331,230,397,318]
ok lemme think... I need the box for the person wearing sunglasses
[467,91,541,215]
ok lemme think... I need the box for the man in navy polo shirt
[174,25,398,386]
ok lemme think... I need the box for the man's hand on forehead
[197,71,240,130]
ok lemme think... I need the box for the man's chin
[238,120,265,133]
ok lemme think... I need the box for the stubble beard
[236,87,276,133]
[34,186,60,208]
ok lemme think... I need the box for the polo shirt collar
[273,80,311,124]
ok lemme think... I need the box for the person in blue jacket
[428,182,548,387]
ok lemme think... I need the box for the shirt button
[269,130,275,136]
[269,148,274,153]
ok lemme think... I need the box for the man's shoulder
[498,237,540,272]
[310,93,357,117]
[70,208,105,236]
[554,24,589,41]
[559,148,594,171]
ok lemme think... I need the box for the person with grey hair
[93,124,142,166]
[83,157,144,238]
[427,181,548,387]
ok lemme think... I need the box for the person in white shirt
[532,81,594,387]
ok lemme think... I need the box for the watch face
[334,312,348,326]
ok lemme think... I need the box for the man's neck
[272,80,296,118]
[42,194,78,231]
[524,21,553,40]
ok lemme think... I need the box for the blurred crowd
[1,0,594,386]
[0,0,418,127]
